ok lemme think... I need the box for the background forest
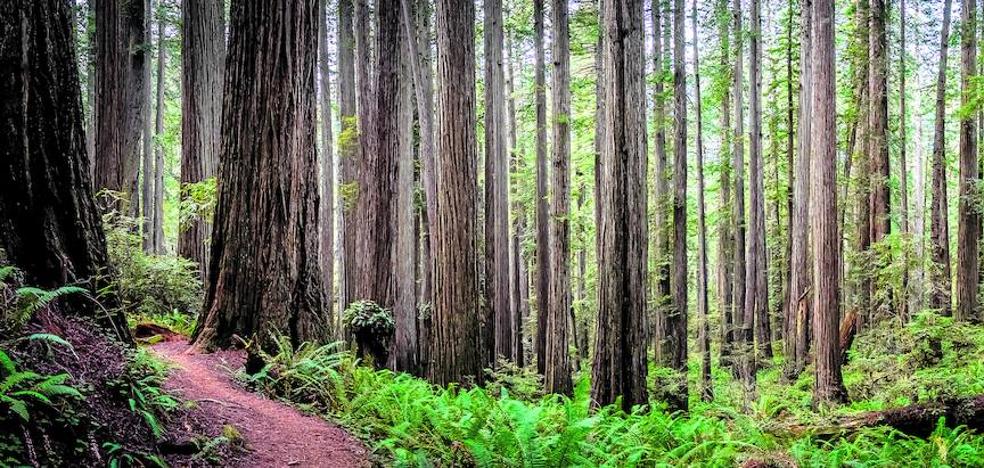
[4,0,984,466]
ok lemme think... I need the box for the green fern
[0,349,82,423]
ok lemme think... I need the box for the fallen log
[775,395,984,439]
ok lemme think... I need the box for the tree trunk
[338,0,357,318]
[391,9,417,373]
[141,0,154,252]
[715,0,735,372]
[191,0,328,352]
[179,0,224,277]
[317,0,336,334]
[898,0,908,321]
[731,0,748,381]
[591,0,648,412]
[651,0,672,367]
[665,0,689,412]
[810,0,847,406]
[533,0,551,376]
[484,0,512,367]
[94,0,148,216]
[0,0,129,341]
[692,0,712,403]
[543,0,573,395]
[854,0,872,325]
[151,4,164,253]
[957,0,980,323]
[868,0,890,322]
[430,0,482,385]
[506,31,525,366]
[785,0,812,381]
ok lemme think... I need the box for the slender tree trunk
[957,0,980,323]
[191,0,328,352]
[810,0,847,406]
[929,0,952,317]
[854,0,872,323]
[430,0,482,385]
[592,0,649,412]
[179,0,224,277]
[94,0,148,215]
[731,0,750,384]
[898,0,909,321]
[0,0,129,340]
[141,0,154,252]
[746,0,771,378]
[533,0,551,376]
[544,0,572,394]
[692,0,712,403]
[868,0,890,322]
[317,0,336,333]
[913,91,926,315]
[715,0,735,372]
[484,0,512,366]
[506,31,526,366]
[651,0,672,367]
[785,0,812,381]
[338,0,357,318]
[151,5,164,254]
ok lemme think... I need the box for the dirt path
[151,340,367,467]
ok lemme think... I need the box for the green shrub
[343,300,394,365]
[101,197,202,320]
[1,264,89,335]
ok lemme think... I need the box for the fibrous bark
[692,0,712,403]
[533,0,551,376]
[957,0,980,323]
[591,0,648,412]
[191,0,328,351]
[0,0,129,341]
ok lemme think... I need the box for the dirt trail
[151,340,367,467]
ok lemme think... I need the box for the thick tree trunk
[810,0,847,406]
[484,0,512,366]
[179,0,224,277]
[0,0,129,341]
[430,0,482,385]
[868,0,890,322]
[317,0,336,332]
[785,0,812,381]
[191,0,328,351]
[533,0,551,376]
[692,0,712,404]
[94,0,148,216]
[651,0,672,367]
[544,0,573,395]
[591,0,648,412]
[957,0,980,323]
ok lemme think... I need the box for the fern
[0,350,82,423]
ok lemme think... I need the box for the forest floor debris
[151,340,368,467]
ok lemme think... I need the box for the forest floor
[151,340,368,467]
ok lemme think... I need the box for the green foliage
[0,264,89,335]
[109,349,179,439]
[103,442,167,468]
[485,358,543,402]
[128,309,198,337]
[238,336,348,410]
[343,300,395,337]
[178,177,218,231]
[0,349,82,423]
[102,202,202,319]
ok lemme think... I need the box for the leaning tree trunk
[545,0,573,396]
[429,0,482,386]
[191,0,328,352]
[179,0,224,277]
[591,0,649,413]
[94,0,147,216]
[957,0,980,323]
[0,0,129,342]
[810,0,847,406]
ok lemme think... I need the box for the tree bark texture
[731,0,748,379]
[957,0,980,323]
[591,0,649,412]
[179,0,224,276]
[192,0,328,351]
[650,0,672,367]
[430,0,482,386]
[692,0,712,403]
[338,0,357,315]
[317,0,336,332]
[810,0,847,406]
[715,0,734,371]
[533,0,551,376]
[0,0,129,340]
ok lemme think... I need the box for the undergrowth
[243,315,984,467]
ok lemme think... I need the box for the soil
[152,340,368,468]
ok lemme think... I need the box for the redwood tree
[533,0,551,376]
[591,0,649,412]
[430,0,482,385]
[929,0,952,316]
[668,0,689,411]
[191,0,328,351]
[957,0,980,322]
[179,0,224,276]
[0,0,129,340]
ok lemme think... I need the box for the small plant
[103,442,166,468]
[0,349,82,423]
[1,264,88,334]
[109,349,178,439]
[343,300,394,366]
